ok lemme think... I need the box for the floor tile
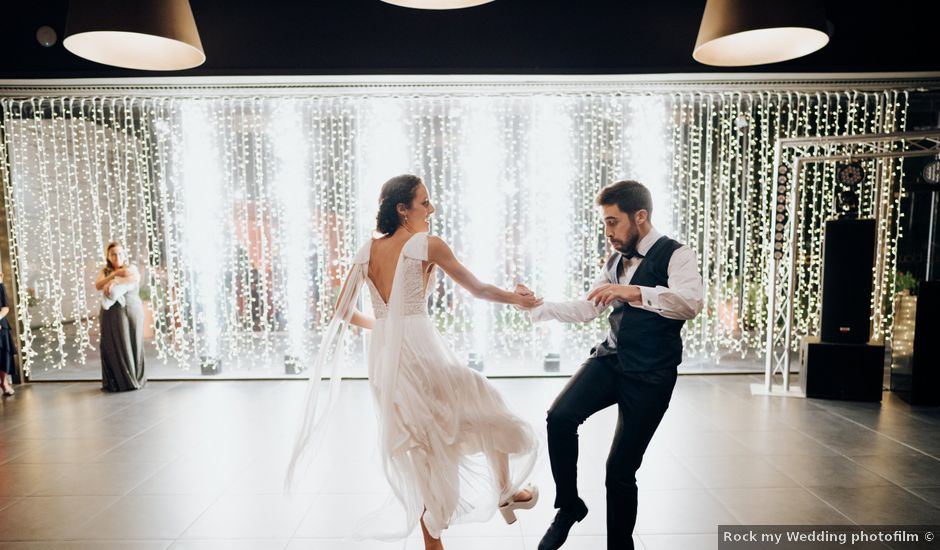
[30,462,165,496]
[635,489,739,534]
[679,455,798,489]
[0,496,119,540]
[66,494,216,540]
[762,455,893,488]
[170,542,288,550]
[0,542,171,550]
[661,431,754,457]
[641,533,717,550]
[711,488,852,525]
[285,539,419,550]
[726,429,838,456]
[181,494,314,539]
[810,486,940,525]
[848,453,940,487]
[522,536,645,549]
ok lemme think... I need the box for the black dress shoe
[538,507,588,550]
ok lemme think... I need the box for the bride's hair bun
[376,174,422,235]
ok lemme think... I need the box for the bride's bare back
[368,233,435,304]
[362,179,538,314]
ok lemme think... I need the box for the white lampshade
[379,0,494,9]
[693,0,829,67]
[64,0,205,71]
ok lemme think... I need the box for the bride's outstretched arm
[428,236,542,309]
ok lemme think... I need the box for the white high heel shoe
[499,483,539,524]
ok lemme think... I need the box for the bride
[289,174,543,549]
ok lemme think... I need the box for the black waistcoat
[609,236,686,372]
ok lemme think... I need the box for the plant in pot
[895,271,918,296]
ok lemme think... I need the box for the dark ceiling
[2,0,939,79]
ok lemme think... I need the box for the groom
[518,180,703,550]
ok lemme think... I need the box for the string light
[890,291,916,360]
[0,90,913,376]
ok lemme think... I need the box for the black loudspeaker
[800,336,884,402]
[892,281,940,406]
[820,218,877,343]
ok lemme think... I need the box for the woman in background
[95,241,146,391]
[0,269,16,396]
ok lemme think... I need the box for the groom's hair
[595,180,652,219]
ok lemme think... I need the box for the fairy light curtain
[0,90,910,375]
[670,91,909,359]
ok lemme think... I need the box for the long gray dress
[100,270,146,391]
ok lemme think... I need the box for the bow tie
[623,250,644,260]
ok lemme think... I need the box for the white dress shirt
[530,228,704,326]
[100,265,140,310]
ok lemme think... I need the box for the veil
[287,232,533,542]
[284,240,371,491]
[354,232,426,540]
[285,236,414,497]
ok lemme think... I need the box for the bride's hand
[514,283,534,297]
[513,288,543,310]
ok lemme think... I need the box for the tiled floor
[1,374,939,549]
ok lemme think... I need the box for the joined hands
[513,283,543,310]
[516,282,641,308]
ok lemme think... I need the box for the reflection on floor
[2,375,938,549]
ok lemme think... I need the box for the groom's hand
[587,284,641,307]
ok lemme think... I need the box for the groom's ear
[634,209,649,225]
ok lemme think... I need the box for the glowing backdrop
[0,89,909,376]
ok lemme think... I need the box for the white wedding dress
[289,231,537,540]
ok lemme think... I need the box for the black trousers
[547,354,677,550]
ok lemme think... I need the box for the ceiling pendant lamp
[693,0,829,66]
[378,0,494,9]
[64,0,205,71]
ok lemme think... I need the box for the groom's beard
[611,230,640,255]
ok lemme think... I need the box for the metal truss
[760,130,940,397]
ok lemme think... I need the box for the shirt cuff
[529,304,547,322]
[638,286,662,310]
